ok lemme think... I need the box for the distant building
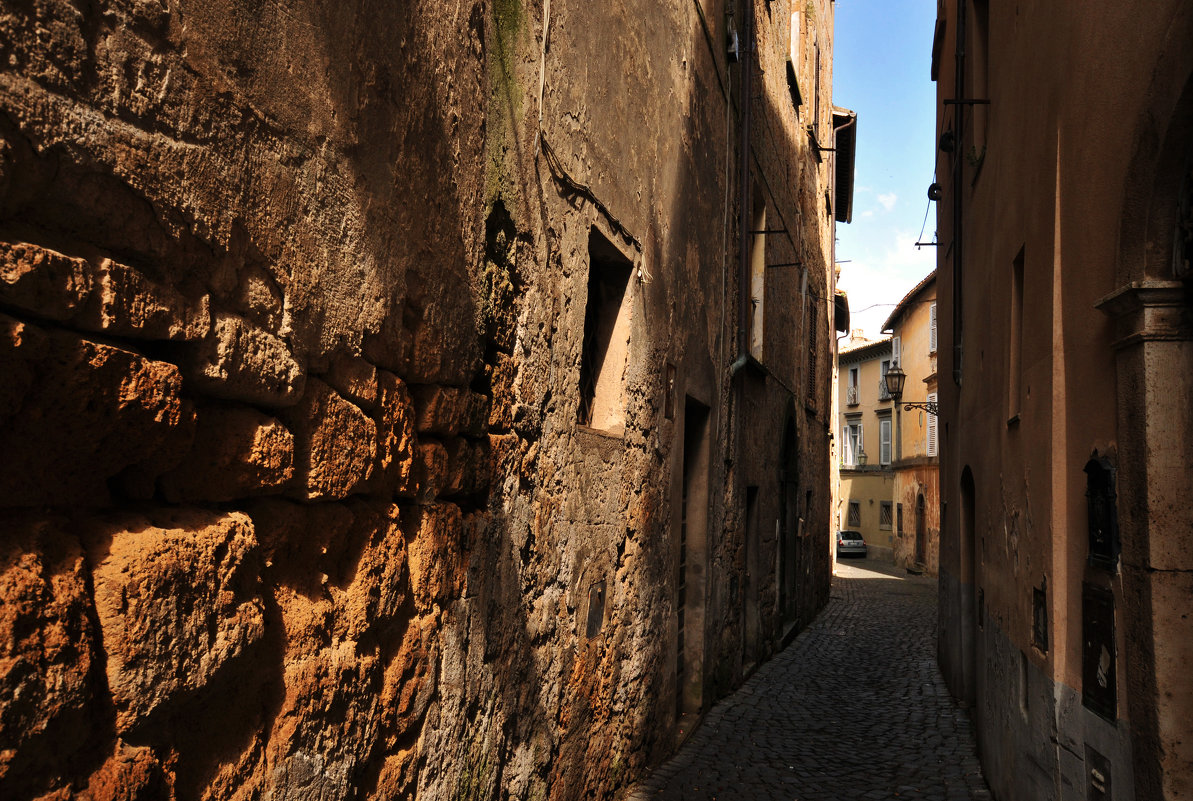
[836,334,896,560]
[882,272,939,574]
[934,1,1193,799]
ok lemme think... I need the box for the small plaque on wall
[1082,583,1116,721]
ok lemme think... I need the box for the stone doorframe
[1099,19,1193,797]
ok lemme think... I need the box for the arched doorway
[777,416,799,624]
[959,466,977,710]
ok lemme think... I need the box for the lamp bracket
[902,400,940,416]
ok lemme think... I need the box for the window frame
[879,417,893,466]
[879,501,893,531]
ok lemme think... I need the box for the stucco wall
[934,1,1193,799]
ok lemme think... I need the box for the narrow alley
[627,560,991,801]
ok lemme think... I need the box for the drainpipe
[952,0,966,386]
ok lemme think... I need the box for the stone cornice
[1096,280,1191,349]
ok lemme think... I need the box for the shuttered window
[927,392,938,456]
[880,418,892,465]
[929,303,938,353]
[892,335,902,366]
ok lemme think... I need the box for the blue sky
[833,0,938,339]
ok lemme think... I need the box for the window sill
[576,424,625,441]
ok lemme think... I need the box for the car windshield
[840,531,862,541]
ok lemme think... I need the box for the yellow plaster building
[836,334,896,560]
[882,272,939,574]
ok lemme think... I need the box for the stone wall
[0,1,838,799]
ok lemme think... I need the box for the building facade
[836,334,897,560]
[882,272,940,574]
[934,2,1193,799]
[0,1,850,799]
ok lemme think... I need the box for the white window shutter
[929,304,938,353]
[927,393,938,456]
[790,10,803,66]
[843,425,852,465]
[892,336,902,366]
[858,422,864,453]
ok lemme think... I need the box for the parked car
[836,530,867,559]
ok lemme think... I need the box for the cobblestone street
[627,560,992,801]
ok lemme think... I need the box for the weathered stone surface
[244,498,356,600]
[371,370,417,496]
[443,438,490,498]
[0,314,190,507]
[487,352,517,432]
[264,642,383,801]
[77,257,210,341]
[187,313,305,407]
[160,405,294,502]
[0,240,92,321]
[325,353,379,411]
[85,741,169,801]
[412,385,489,437]
[0,241,209,340]
[282,379,376,501]
[330,502,408,643]
[87,508,265,732]
[0,516,95,797]
[402,503,465,613]
[411,441,449,502]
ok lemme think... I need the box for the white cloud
[861,209,875,218]
[836,229,936,339]
[877,192,897,212]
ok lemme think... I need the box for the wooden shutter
[929,303,938,353]
[927,392,938,456]
[842,425,852,465]
[892,335,902,366]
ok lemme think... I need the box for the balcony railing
[846,386,859,406]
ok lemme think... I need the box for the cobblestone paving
[626,559,992,801]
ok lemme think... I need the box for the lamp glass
[884,364,906,399]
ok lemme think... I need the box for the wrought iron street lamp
[883,364,938,416]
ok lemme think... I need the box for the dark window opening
[579,229,633,429]
[1084,455,1120,570]
[1032,580,1049,653]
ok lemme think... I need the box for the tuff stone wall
[0,0,837,799]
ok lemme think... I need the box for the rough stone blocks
[0,241,209,340]
[187,313,305,407]
[0,315,191,507]
[87,508,266,733]
[160,405,295,502]
[0,516,96,796]
[283,378,377,501]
